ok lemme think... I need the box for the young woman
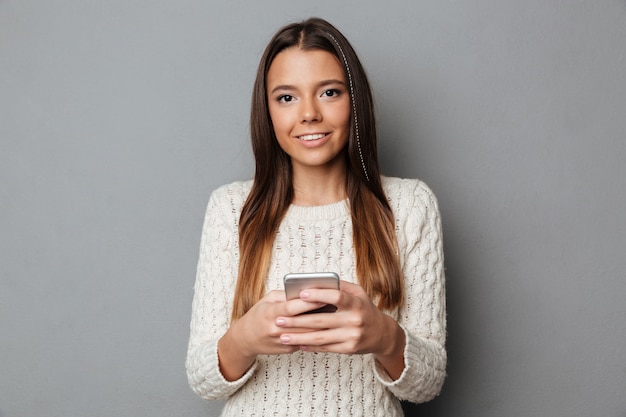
[186,17,446,416]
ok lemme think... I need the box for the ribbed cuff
[187,340,258,400]
[373,325,446,402]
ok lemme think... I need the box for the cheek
[333,101,351,130]
[268,107,291,135]
[336,108,351,145]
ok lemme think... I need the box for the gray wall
[1,1,625,416]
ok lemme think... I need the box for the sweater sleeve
[185,184,257,401]
[373,178,447,403]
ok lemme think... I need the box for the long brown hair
[232,17,403,321]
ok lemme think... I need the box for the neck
[291,165,347,206]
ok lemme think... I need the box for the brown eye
[322,89,340,97]
[278,94,294,103]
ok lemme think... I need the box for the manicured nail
[280,335,291,344]
[275,318,286,326]
[300,290,310,299]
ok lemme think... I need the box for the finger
[280,327,354,349]
[277,310,340,330]
[300,281,368,304]
[283,298,328,316]
[298,288,343,306]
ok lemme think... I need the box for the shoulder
[381,176,442,232]
[381,176,439,211]
[204,179,253,222]
[208,180,253,206]
[381,177,443,255]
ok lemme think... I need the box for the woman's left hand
[275,280,406,379]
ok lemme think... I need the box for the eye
[322,89,341,98]
[277,94,294,103]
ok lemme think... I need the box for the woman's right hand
[217,289,320,381]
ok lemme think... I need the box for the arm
[374,179,447,403]
[186,184,312,399]
[186,186,255,400]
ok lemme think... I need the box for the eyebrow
[268,79,346,95]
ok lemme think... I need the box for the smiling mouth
[297,133,328,141]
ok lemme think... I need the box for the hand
[217,289,324,381]
[274,281,406,379]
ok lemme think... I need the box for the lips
[297,133,328,141]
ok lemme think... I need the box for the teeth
[299,133,325,141]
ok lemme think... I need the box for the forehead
[266,48,346,87]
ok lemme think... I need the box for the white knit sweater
[186,176,446,416]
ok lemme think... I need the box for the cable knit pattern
[186,176,446,416]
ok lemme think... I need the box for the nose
[301,97,321,123]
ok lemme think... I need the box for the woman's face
[266,47,350,175]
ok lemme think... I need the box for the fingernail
[275,318,286,326]
[280,335,291,344]
[300,291,310,299]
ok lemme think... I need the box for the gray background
[1,1,625,416]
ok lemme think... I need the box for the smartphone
[283,272,340,314]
